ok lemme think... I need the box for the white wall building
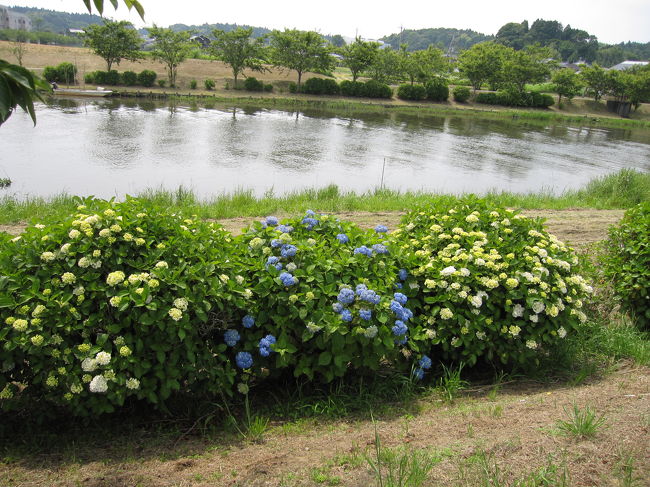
[0,5,32,31]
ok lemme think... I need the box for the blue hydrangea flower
[356,283,368,296]
[302,217,319,230]
[279,272,297,286]
[277,224,293,234]
[336,233,349,244]
[395,336,408,345]
[305,210,316,216]
[224,329,240,347]
[392,320,408,336]
[413,367,424,380]
[354,246,373,256]
[374,225,388,233]
[372,244,389,254]
[360,289,381,305]
[259,221,267,229]
[399,269,408,281]
[359,308,372,321]
[235,351,253,369]
[242,315,255,328]
[267,256,279,265]
[271,239,282,248]
[390,300,404,316]
[418,355,432,370]
[400,307,413,322]
[393,293,408,305]
[259,334,277,357]
[332,302,344,313]
[340,309,353,322]
[395,283,403,289]
[281,244,297,258]
[266,216,279,226]
[337,288,356,305]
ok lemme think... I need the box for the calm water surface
[1,98,649,199]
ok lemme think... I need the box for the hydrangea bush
[0,198,251,414]
[390,199,593,366]
[231,212,416,382]
[602,202,650,329]
[0,198,595,415]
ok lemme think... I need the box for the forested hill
[7,6,104,33]
[167,22,271,38]
[381,28,493,53]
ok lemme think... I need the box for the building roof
[610,60,649,71]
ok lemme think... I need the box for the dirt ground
[0,208,625,249]
[1,366,648,487]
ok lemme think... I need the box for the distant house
[190,35,211,49]
[68,28,85,36]
[0,5,32,31]
[609,60,649,71]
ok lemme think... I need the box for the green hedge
[397,84,427,101]
[425,78,449,102]
[475,91,555,108]
[602,202,650,329]
[453,86,471,103]
[303,77,341,95]
[0,198,593,415]
[84,70,157,88]
[43,62,77,85]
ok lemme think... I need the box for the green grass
[555,404,607,439]
[112,90,650,129]
[0,169,648,225]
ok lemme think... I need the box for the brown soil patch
[0,209,624,248]
[1,366,648,486]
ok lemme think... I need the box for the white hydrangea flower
[557,327,567,338]
[81,358,97,372]
[89,375,108,393]
[469,295,483,308]
[168,308,183,321]
[440,266,456,276]
[526,340,538,350]
[440,308,454,320]
[173,298,188,311]
[40,252,56,262]
[95,351,111,366]
[364,325,378,338]
[532,301,545,314]
[512,304,525,318]
[126,378,140,390]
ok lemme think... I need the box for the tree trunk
[107,60,112,72]
[297,71,302,90]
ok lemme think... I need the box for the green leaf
[318,351,332,366]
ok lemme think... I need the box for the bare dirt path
[2,366,647,486]
[0,209,624,248]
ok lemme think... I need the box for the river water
[1,98,649,199]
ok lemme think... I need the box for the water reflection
[2,98,649,199]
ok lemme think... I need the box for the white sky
[7,0,650,44]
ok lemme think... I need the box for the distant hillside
[7,5,104,33]
[381,28,494,53]
[167,22,271,38]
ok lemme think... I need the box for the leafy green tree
[341,37,380,82]
[579,63,609,101]
[269,29,334,89]
[457,41,509,91]
[366,48,401,84]
[210,27,268,88]
[501,45,555,95]
[147,26,194,87]
[329,34,346,48]
[398,45,448,85]
[552,68,583,104]
[83,20,143,71]
[495,21,528,50]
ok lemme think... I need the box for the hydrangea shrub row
[0,198,593,415]
[602,202,649,329]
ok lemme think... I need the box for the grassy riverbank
[0,169,647,225]
[3,41,650,130]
